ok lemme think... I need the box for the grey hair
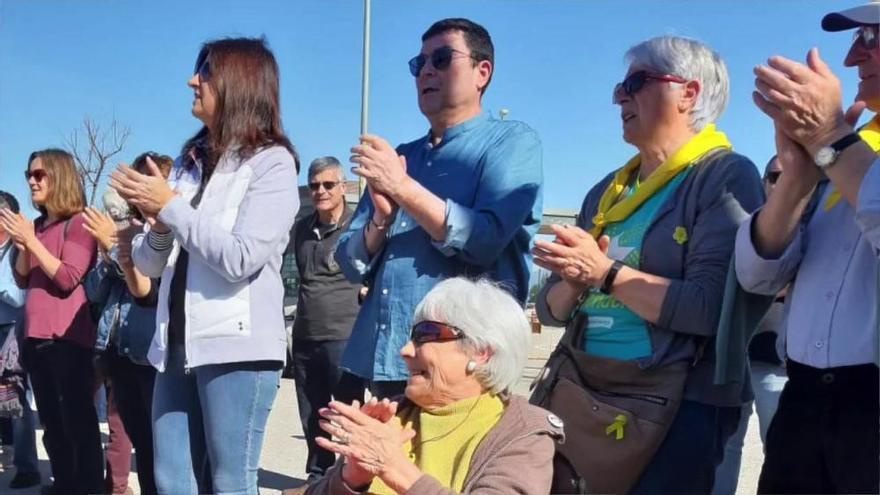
[308,156,344,181]
[412,277,531,396]
[625,36,729,131]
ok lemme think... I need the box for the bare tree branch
[64,116,131,206]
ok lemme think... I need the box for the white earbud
[466,360,477,374]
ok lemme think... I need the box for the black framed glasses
[308,181,340,192]
[854,25,879,51]
[408,46,477,77]
[410,320,465,346]
[24,169,48,182]
[615,70,688,98]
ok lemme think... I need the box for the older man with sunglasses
[736,1,880,493]
[336,18,543,398]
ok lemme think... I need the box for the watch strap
[830,132,862,153]
[600,260,625,295]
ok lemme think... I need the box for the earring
[466,361,477,374]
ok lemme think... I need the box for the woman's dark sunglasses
[410,320,465,346]
[764,171,781,185]
[616,70,688,97]
[408,46,476,77]
[195,57,211,81]
[854,25,879,51]
[308,181,340,192]
[24,169,48,182]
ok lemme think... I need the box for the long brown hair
[181,37,299,182]
[28,148,86,220]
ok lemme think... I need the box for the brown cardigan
[305,395,564,495]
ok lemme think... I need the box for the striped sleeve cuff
[147,229,174,251]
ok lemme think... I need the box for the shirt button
[388,254,395,259]
[401,221,407,228]
[380,324,386,330]
[427,161,432,167]
[382,289,388,295]
[825,291,834,300]
[123,347,130,353]
[815,341,824,349]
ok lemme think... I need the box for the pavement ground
[0,326,764,494]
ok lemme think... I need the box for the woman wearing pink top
[0,148,103,494]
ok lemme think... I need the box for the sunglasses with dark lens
[307,181,340,192]
[616,70,688,98]
[24,169,48,182]
[194,57,211,81]
[854,25,879,50]
[410,320,465,346]
[408,46,476,77]
[764,171,781,185]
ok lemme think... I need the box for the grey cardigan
[536,150,764,407]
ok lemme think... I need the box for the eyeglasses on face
[308,181,340,192]
[24,169,48,182]
[408,46,477,77]
[410,320,465,346]
[614,70,688,98]
[853,25,879,51]
[194,56,211,82]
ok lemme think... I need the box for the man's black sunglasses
[408,46,478,77]
[615,70,688,98]
[308,181,340,192]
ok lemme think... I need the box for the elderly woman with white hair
[302,277,563,495]
[530,36,764,493]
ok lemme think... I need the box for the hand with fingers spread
[82,207,119,253]
[109,156,177,217]
[0,209,36,252]
[350,135,409,199]
[753,48,851,154]
[316,400,416,489]
[533,224,613,290]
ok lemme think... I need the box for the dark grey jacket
[536,150,764,406]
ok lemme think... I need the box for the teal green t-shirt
[580,171,690,360]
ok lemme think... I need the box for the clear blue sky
[0,0,865,217]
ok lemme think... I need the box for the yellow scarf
[590,124,732,238]
[368,394,504,495]
[824,116,880,211]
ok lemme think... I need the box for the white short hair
[412,277,531,396]
[625,36,729,131]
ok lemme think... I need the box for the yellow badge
[605,414,628,441]
[673,226,688,245]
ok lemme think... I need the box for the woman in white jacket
[111,37,300,495]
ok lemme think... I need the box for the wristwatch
[600,260,625,295]
[813,133,862,170]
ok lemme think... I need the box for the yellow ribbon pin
[673,226,688,245]
[605,414,628,441]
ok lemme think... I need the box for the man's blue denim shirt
[335,112,543,381]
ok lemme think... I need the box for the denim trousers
[152,344,281,495]
[712,361,788,495]
[11,384,39,475]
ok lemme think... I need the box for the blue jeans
[712,362,787,495]
[152,345,281,495]
[12,385,39,475]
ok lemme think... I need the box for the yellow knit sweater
[369,393,505,494]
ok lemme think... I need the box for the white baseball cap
[822,0,880,31]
